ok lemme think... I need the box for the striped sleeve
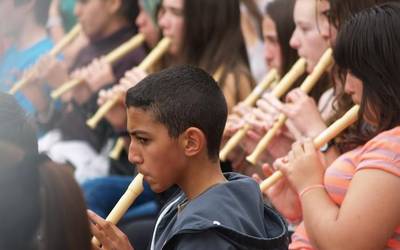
[357,129,400,177]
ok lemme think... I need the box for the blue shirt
[0,37,54,115]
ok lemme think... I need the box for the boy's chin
[149,182,172,194]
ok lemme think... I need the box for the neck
[177,156,227,200]
[16,17,47,50]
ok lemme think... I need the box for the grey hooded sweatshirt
[150,172,289,250]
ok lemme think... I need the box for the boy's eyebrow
[128,130,150,136]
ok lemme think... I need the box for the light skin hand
[274,139,400,249]
[82,57,116,92]
[253,163,302,223]
[119,67,148,91]
[274,139,325,192]
[283,89,327,138]
[35,55,69,89]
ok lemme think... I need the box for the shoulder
[172,230,236,250]
[357,126,400,176]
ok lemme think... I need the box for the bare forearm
[301,189,343,250]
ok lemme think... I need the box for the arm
[302,169,400,250]
[47,0,65,43]
[277,140,400,250]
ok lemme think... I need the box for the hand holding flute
[86,37,171,129]
[90,173,144,248]
[51,33,146,99]
[246,48,334,165]
[219,58,306,161]
[259,105,360,192]
[67,57,118,105]
[9,25,81,95]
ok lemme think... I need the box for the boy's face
[127,107,186,193]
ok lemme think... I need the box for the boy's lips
[138,169,153,183]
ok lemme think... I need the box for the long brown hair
[180,0,254,91]
[334,3,400,149]
[266,0,298,77]
[241,0,264,38]
[40,163,91,250]
[328,0,391,29]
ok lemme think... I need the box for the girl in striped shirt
[273,3,400,249]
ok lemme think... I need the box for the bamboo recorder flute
[109,137,127,160]
[91,173,144,246]
[219,58,307,161]
[51,33,147,99]
[246,48,334,165]
[86,37,172,130]
[9,24,82,95]
[259,105,360,192]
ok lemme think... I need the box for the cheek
[173,20,184,43]
[148,150,182,191]
[275,46,283,64]
[305,36,328,72]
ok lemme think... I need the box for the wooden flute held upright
[91,173,144,246]
[8,25,82,95]
[86,37,172,130]
[246,48,334,165]
[259,105,360,192]
[109,137,126,160]
[219,58,307,161]
[50,33,146,100]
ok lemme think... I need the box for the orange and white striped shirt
[290,126,400,250]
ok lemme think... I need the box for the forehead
[162,0,183,9]
[262,16,277,34]
[126,107,166,133]
[294,0,317,23]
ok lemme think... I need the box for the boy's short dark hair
[126,65,228,160]
[14,0,51,26]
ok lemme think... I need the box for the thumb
[262,163,273,176]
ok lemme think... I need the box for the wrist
[298,184,325,199]
[304,124,327,138]
[319,139,335,153]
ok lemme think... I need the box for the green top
[140,0,162,25]
[60,0,77,31]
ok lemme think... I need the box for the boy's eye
[137,137,149,144]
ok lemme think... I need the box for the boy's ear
[181,128,206,157]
